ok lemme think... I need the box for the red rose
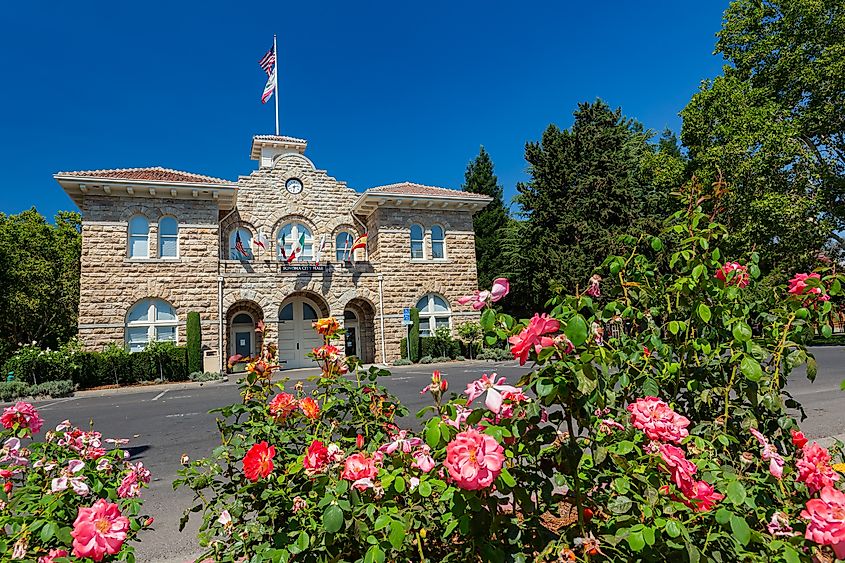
[243,441,275,481]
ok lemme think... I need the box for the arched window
[228,227,253,260]
[415,294,451,337]
[277,223,313,261]
[431,225,445,259]
[158,216,178,258]
[335,231,355,262]
[128,216,149,258]
[410,224,424,259]
[125,299,177,352]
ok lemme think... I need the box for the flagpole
[273,34,279,135]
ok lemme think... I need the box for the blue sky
[0,1,728,220]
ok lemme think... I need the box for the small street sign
[402,308,412,325]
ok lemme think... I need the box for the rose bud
[356,434,364,449]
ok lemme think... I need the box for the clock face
[285,178,303,194]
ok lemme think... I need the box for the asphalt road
[22,348,845,562]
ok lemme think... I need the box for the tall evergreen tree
[505,100,669,314]
[462,147,510,289]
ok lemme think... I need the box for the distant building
[56,134,491,369]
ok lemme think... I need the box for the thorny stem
[563,393,586,539]
[770,314,796,393]
[416,532,427,563]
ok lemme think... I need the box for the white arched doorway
[278,295,326,369]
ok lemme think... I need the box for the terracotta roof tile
[252,134,308,144]
[55,166,234,185]
[367,182,491,200]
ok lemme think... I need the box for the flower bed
[177,200,845,562]
[0,401,153,560]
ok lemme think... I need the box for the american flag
[259,46,275,76]
[235,232,248,258]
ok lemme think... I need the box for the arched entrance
[278,293,329,369]
[344,298,376,364]
[226,300,264,359]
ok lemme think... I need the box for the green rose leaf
[822,324,833,338]
[668,320,680,335]
[499,467,516,488]
[697,303,712,323]
[726,481,746,505]
[665,520,681,538]
[732,322,752,342]
[608,495,632,514]
[323,504,344,534]
[730,515,751,546]
[418,480,432,497]
[627,530,645,551]
[425,424,440,448]
[364,545,385,563]
[565,315,589,346]
[740,356,763,382]
[480,308,495,332]
[389,519,405,550]
[651,237,664,251]
[394,476,406,493]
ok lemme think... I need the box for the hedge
[186,312,202,374]
[2,344,188,390]
[400,337,480,361]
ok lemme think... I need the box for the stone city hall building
[56,134,492,370]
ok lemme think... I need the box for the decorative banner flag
[278,233,287,261]
[342,235,352,263]
[348,232,368,263]
[287,231,305,263]
[254,231,270,250]
[235,232,248,259]
[314,234,328,265]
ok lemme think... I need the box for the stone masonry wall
[78,196,220,351]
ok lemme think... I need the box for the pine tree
[509,99,663,313]
[462,147,510,289]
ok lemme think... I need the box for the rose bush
[178,187,845,561]
[0,402,152,561]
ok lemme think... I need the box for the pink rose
[1,401,43,436]
[508,313,560,365]
[71,498,129,561]
[715,262,750,288]
[378,429,422,455]
[683,480,723,512]
[797,442,840,493]
[464,373,520,414]
[457,278,510,310]
[444,428,504,490]
[411,445,436,473]
[38,549,69,563]
[341,453,378,490]
[802,486,845,558]
[658,444,697,493]
[585,274,602,297]
[443,405,472,429]
[749,428,785,479]
[788,273,829,302]
[627,397,690,444]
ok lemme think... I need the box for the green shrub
[187,311,202,374]
[392,358,412,366]
[455,355,466,361]
[189,371,223,382]
[0,381,29,402]
[409,307,420,362]
[477,347,511,361]
[31,379,75,398]
[431,356,451,363]
[420,337,461,359]
[418,355,433,364]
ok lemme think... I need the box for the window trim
[410,223,425,260]
[127,215,150,259]
[157,216,179,259]
[125,298,178,352]
[228,226,254,260]
[430,224,446,260]
[277,222,314,262]
[414,293,452,337]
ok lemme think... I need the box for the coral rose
[299,397,320,420]
[444,428,505,490]
[303,440,329,474]
[715,261,750,288]
[683,480,723,512]
[788,273,830,302]
[1,401,43,436]
[627,396,690,444]
[313,317,341,338]
[791,429,809,448]
[802,486,845,559]
[71,498,129,561]
[341,453,378,490]
[269,392,297,419]
[243,441,275,481]
[508,313,561,365]
[797,442,840,493]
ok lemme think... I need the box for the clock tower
[250,134,308,169]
